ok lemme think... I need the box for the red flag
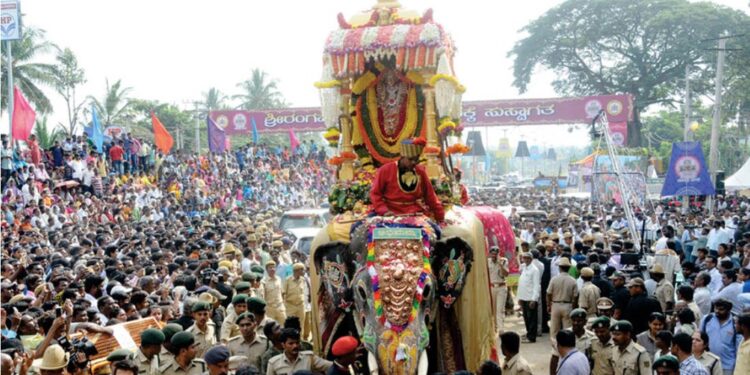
[151,112,173,154]
[11,87,36,141]
[288,128,300,152]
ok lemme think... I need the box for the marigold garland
[327,156,344,166]
[423,146,440,155]
[447,143,471,155]
[314,80,342,89]
[437,117,457,136]
[340,151,357,160]
[352,72,377,95]
[428,73,462,89]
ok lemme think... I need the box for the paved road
[501,311,553,374]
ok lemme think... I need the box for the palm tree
[233,69,287,109]
[200,87,228,113]
[88,79,133,126]
[33,116,64,149]
[1,28,57,114]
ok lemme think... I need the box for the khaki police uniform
[579,281,601,318]
[159,347,174,368]
[186,322,217,358]
[488,257,508,335]
[250,286,265,300]
[654,279,674,313]
[262,276,287,324]
[501,354,532,375]
[159,358,206,375]
[135,348,160,375]
[227,334,268,370]
[547,273,578,340]
[266,351,332,375]
[590,337,615,375]
[696,351,723,375]
[220,312,240,342]
[611,341,651,375]
[283,276,306,330]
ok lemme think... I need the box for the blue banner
[661,142,716,196]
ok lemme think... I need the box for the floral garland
[428,73,461,88]
[314,80,342,89]
[366,222,432,332]
[354,86,426,165]
[447,143,471,155]
[340,151,357,160]
[328,156,344,166]
[423,146,440,155]
[324,127,341,148]
[437,117,457,136]
[352,72,377,94]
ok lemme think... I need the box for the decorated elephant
[310,206,514,374]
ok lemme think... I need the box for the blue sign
[1,1,22,41]
[661,142,716,196]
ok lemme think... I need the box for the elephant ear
[313,241,350,271]
[432,237,474,274]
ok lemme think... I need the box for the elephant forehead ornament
[375,239,427,327]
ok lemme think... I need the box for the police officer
[327,336,360,375]
[262,260,287,324]
[220,294,248,342]
[226,312,267,370]
[546,257,578,341]
[186,301,217,358]
[283,263,307,334]
[651,356,680,375]
[550,308,595,374]
[578,267,601,318]
[203,346,230,375]
[247,297,271,337]
[160,331,206,375]
[161,323,183,367]
[610,321,651,375]
[135,328,165,375]
[266,328,332,375]
[488,246,509,336]
[589,317,615,375]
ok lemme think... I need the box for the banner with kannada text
[210,94,633,134]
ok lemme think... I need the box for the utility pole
[5,40,13,144]
[682,65,691,213]
[194,102,200,154]
[708,36,726,215]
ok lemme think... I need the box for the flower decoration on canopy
[316,56,344,149]
[327,155,345,166]
[324,127,342,148]
[446,143,470,155]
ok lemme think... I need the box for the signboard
[661,141,716,196]
[209,94,634,134]
[372,227,423,240]
[1,0,21,40]
[592,172,647,206]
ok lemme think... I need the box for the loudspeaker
[715,170,725,196]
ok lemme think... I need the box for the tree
[200,87,228,113]
[52,48,86,136]
[129,99,196,151]
[33,116,64,149]
[0,28,57,114]
[88,79,134,126]
[233,69,288,110]
[508,0,750,146]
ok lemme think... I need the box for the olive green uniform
[265,351,332,375]
[226,334,268,370]
[611,341,651,375]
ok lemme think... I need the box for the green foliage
[33,116,64,149]
[508,0,750,146]
[88,79,134,127]
[199,88,229,114]
[53,47,86,135]
[328,181,371,214]
[233,69,288,110]
[1,28,57,114]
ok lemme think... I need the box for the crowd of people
[476,188,750,374]
[2,130,750,375]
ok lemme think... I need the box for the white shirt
[711,282,744,316]
[707,268,723,294]
[694,286,711,320]
[516,263,541,302]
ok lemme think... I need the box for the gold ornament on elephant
[375,239,424,327]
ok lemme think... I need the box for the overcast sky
[2,0,748,149]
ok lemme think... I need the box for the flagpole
[6,40,14,144]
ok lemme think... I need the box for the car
[285,227,321,256]
[279,209,331,231]
[517,210,548,223]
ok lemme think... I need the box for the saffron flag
[11,86,36,141]
[207,116,226,153]
[90,105,104,153]
[288,128,300,152]
[251,117,259,144]
[151,112,173,154]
